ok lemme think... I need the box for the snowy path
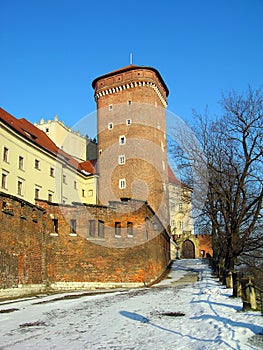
[0,259,262,350]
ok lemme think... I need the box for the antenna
[130,52,133,65]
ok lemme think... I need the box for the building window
[52,219,58,233]
[118,155,125,165]
[82,189,86,197]
[19,156,24,170]
[179,203,183,212]
[162,160,165,171]
[35,159,40,170]
[17,180,23,196]
[161,141,164,152]
[115,222,121,237]
[126,119,132,126]
[48,193,53,202]
[74,181,77,190]
[89,220,96,237]
[35,187,40,199]
[119,178,126,189]
[63,174,67,184]
[46,128,49,133]
[3,147,9,162]
[1,173,7,189]
[119,135,126,145]
[179,221,184,231]
[127,222,133,236]
[98,220,104,238]
[70,219,76,233]
[128,100,132,105]
[108,122,113,130]
[88,189,93,197]
[50,167,55,177]
[109,104,113,110]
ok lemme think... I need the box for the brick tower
[92,65,169,227]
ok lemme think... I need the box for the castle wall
[0,193,170,299]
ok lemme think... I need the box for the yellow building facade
[0,108,97,206]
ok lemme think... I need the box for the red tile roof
[168,165,190,189]
[0,107,95,175]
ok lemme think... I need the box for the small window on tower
[126,119,132,126]
[118,155,125,165]
[119,135,126,145]
[108,122,113,130]
[109,104,113,110]
[128,100,132,105]
[119,178,126,189]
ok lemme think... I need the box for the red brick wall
[0,193,170,295]
[94,66,169,229]
[196,234,213,257]
[38,199,170,285]
[0,193,46,288]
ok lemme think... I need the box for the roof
[0,107,95,175]
[92,64,169,96]
[168,165,191,189]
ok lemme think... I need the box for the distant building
[0,108,97,205]
[35,116,97,162]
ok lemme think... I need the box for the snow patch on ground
[0,259,262,349]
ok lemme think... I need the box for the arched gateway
[181,240,195,259]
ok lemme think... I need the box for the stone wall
[0,193,170,299]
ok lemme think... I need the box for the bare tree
[170,86,263,277]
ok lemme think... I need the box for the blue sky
[1,0,263,128]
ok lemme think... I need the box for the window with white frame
[35,159,40,170]
[3,147,9,162]
[18,156,24,170]
[1,172,8,189]
[17,179,23,196]
[119,178,126,189]
[50,167,55,177]
[118,155,125,165]
[119,135,126,145]
[48,193,53,202]
[108,122,113,130]
[126,119,132,126]
[35,187,40,199]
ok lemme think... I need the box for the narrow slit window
[127,222,133,236]
[89,219,96,237]
[115,222,121,236]
[98,220,105,238]
[70,219,76,233]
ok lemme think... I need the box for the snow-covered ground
[0,259,262,350]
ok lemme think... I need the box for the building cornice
[94,79,168,108]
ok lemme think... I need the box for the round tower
[92,65,169,226]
